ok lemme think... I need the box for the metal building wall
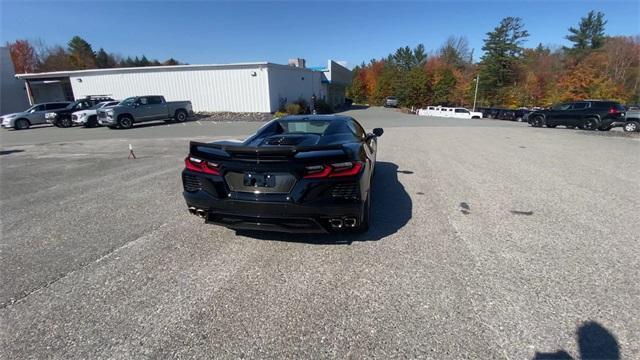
[0,47,30,114]
[267,65,323,111]
[69,65,272,112]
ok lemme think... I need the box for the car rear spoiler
[189,141,347,160]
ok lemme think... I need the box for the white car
[417,106,482,119]
[72,101,120,127]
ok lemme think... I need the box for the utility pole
[473,74,480,112]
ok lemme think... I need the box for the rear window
[277,120,331,135]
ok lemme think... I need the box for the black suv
[45,96,114,128]
[528,100,625,131]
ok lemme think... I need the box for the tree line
[347,11,640,108]
[7,36,183,74]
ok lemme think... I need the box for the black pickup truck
[528,100,625,130]
[45,96,115,128]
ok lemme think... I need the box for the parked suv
[45,96,115,128]
[1,102,71,130]
[528,100,625,130]
[384,96,398,108]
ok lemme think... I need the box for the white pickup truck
[417,106,482,119]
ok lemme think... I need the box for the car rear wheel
[581,118,598,130]
[531,116,544,127]
[175,110,188,122]
[14,118,30,130]
[86,116,98,128]
[119,116,134,129]
[624,121,639,132]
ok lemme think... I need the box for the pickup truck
[97,95,193,129]
[622,107,640,132]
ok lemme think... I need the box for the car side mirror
[373,128,384,137]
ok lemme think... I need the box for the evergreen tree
[67,36,96,69]
[479,17,529,104]
[566,11,607,50]
[139,55,151,67]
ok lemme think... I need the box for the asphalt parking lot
[1,107,638,359]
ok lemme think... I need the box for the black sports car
[182,115,383,233]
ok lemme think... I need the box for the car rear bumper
[183,189,364,233]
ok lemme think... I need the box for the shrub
[285,103,302,115]
[293,98,310,114]
[274,111,288,118]
[314,99,334,114]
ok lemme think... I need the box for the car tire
[581,118,598,130]
[14,118,30,130]
[86,116,98,128]
[119,116,134,129]
[531,116,544,127]
[175,110,188,123]
[624,121,640,132]
[59,117,72,128]
[358,192,371,233]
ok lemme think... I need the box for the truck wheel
[119,116,134,129]
[14,118,30,130]
[60,118,72,128]
[624,121,639,132]
[175,110,188,122]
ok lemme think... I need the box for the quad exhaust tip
[189,207,207,218]
[329,219,344,229]
[344,217,357,228]
[329,217,358,229]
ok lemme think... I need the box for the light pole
[472,74,480,112]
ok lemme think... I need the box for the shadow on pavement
[0,149,25,155]
[236,161,412,244]
[533,321,619,360]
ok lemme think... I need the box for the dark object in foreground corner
[533,321,620,360]
[182,115,383,234]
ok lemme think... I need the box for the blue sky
[1,1,639,69]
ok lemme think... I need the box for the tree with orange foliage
[8,39,38,74]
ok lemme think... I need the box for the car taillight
[609,107,621,115]
[184,156,220,175]
[304,161,363,179]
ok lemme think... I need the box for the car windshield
[276,120,332,135]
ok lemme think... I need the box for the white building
[0,47,30,115]
[14,60,351,113]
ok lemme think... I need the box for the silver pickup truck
[97,95,193,129]
[623,108,640,132]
